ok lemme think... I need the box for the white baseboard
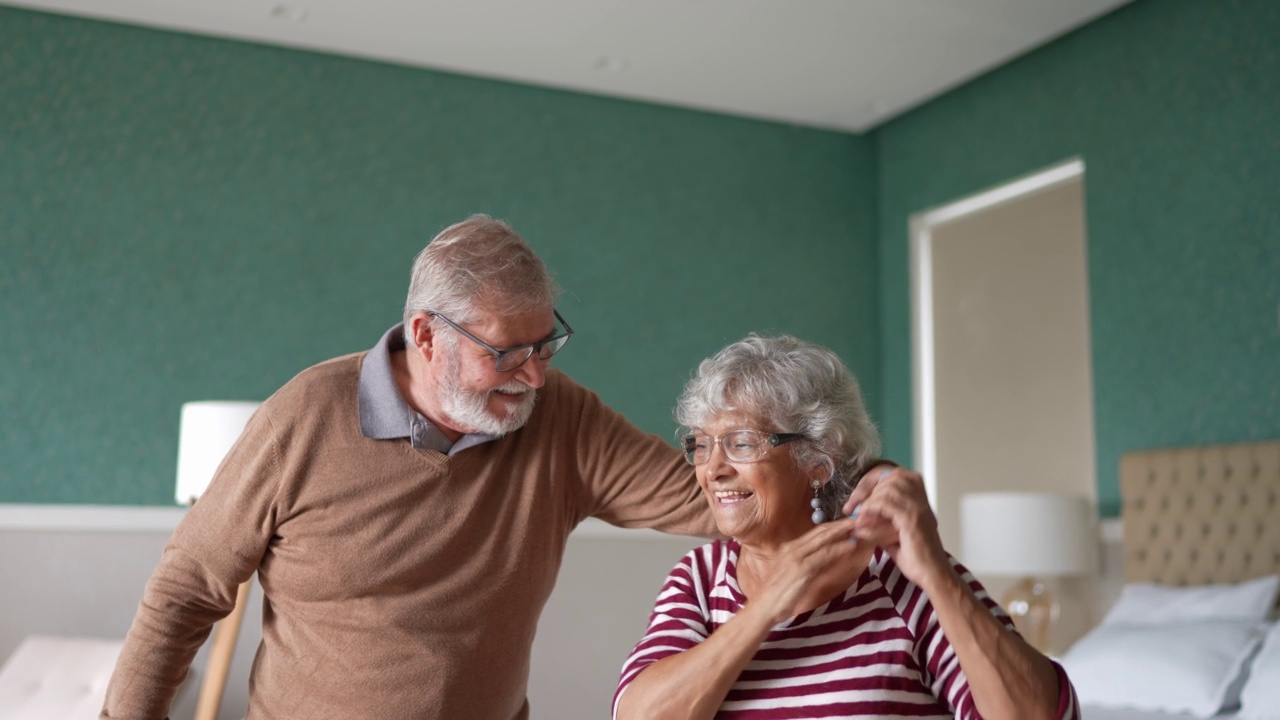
[0,504,186,532]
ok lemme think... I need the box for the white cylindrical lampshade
[175,401,259,506]
[960,492,1096,577]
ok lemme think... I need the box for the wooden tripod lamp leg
[194,578,252,720]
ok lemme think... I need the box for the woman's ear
[809,457,835,487]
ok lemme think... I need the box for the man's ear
[408,313,436,360]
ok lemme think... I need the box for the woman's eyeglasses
[680,430,804,466]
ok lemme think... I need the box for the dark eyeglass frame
[680,430,806,466]
[429,309,574,372]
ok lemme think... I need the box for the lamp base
[999,576,1059,654]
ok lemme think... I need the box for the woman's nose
[703,440,732,477]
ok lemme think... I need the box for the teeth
[714,490,752,499]
[493,383,531,396]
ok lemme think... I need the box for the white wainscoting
[0,504,699,720]
[0,503,670,538]
[0,504,1124,719]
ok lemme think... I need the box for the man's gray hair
[675,334,881,520]
[403,215,560,344]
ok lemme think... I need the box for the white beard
[438,343,537,436]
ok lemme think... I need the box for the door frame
[908,157,1085,508]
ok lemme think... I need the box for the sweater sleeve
[559,373,716,537]
[877,552,1082,720]
[612,546,714,719]
[101,406,285,719]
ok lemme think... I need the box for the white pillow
[1239,622,1280,720]
[1102,575,1280,626]
[1061,620,1266,717]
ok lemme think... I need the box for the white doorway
[910,160,1098,620]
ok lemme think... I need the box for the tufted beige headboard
[1120,439,1280,592]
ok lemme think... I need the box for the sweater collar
[358,324,498,454]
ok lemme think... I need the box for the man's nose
[515,354,548,389]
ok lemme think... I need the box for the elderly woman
[613,335,1079,720]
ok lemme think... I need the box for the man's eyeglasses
[429,310,574,373]
[680,430,805,466]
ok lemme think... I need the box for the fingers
[794,517,858,552]
[847,469,937,540]
[849,468,928,514]
[779,520,860,569]
[857,480,917,521]
[790,526,864,580]
[850,472,951,577]
[765,521,860,584]
[842,465,894,515]
[757,524,865,622]
[844,464,922,516]
[850,516,899,548]
[851,491,913,547]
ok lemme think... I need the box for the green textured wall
[873,0,1280,515]
[0,8,879,505]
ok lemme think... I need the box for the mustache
[490,381,534,395]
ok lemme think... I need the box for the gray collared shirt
[357,324,499,455]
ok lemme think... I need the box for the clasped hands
[753,466,954,624]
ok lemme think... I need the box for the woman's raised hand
[841,467,951,589]
[748,519,863,625]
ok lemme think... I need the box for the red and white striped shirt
[615,539,1080,719]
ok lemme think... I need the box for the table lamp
[175,400,259,720]
[960,492,1095,653]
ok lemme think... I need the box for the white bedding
[1082,707,1237,720]
[1091,441,1280,720]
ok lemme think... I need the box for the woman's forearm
[616,602,776,720]
[919,566,1062,720]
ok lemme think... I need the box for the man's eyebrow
[505,326,557,349]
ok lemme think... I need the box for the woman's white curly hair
[675,334,880,519]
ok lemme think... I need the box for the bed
[1068,439,1280,720]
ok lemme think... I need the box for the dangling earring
[809,479,827,525]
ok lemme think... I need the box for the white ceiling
[4,0,1133,132]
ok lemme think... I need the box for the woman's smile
[714,489,754,504]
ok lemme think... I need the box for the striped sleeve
[877,551,1082,720]
[1049,660,1081,720]
[612,544,717,719]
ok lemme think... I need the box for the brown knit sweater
[101,352,712,719]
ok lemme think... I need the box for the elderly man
[102,215,888,719]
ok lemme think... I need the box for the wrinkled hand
[751,519,862,625]
[842,467,951,589]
